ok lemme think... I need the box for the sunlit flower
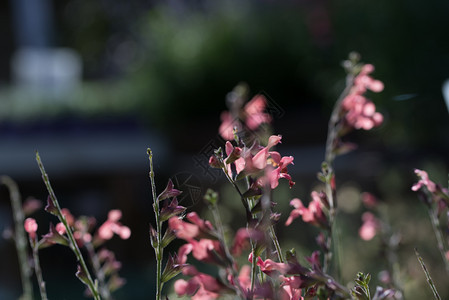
[285,192,328,228]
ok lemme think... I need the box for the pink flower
[169,217,200,240]
[243,135,282,174]
[74,230,92,243]
[230,228,264,257]
[359,212,380,241]
[56,222,66,235]
[174,279,201,298]
[22,197,42,216]
[342,95,383,130]
[218,94,272,140]
[280,276,303,300]
[108,210,122,222]
[244,95,272,130]
[97,209,131,241]
[185,212,215,232]
[237,265,251,292]
[174,266,228,299]
[412,169,437,193]
[24,218,38,239]
[227,265,253,298]
[264,154,295,189]
[353,64,384,93]
[218,111,236,141]
[340,63,384,131]
[189,239,226,265]
[285,192,328,228]
[252,255,289,276]
[61,208,75,226]
[172,213,229,266]
[177,238,227,266]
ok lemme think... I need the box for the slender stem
[86,242,111,300]
[415,248,441,300]
[148,149,163,300]
[427,207,449,275]
[386,240,403,296]
[35,152,101,300]
[221,166,251,221]
[269,225,284,263]
[325,75,354,166]
[323,230,332,274]
[32,239,48,300]
[250,247,257,296]
[1,176,33,300]
[210,204,234,267]
[321,75,354,276]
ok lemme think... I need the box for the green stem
[321,75,354,276]
[148,149,163,300]
[35,152,101,300]
[86,242,111,300]
[250,247,257,296]
[269,225,284,263]
[415,248,441,300]
[210,204,233,266]
[427,207,449,275]
[32,239,48,300]
[221,166,251,221]
[0,176,33,300]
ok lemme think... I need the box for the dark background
[1,0,449,299]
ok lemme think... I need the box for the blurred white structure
[442,79,449,114]
[11,47,82,100]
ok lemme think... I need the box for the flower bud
[157,179,182,202]
[208,155,223,168]
[44,195,58,216]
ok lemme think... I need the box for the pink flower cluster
[169,213,267,299]
[211,135,295,190]
[341,64,384,130]
[50,208,130,247]
[243,251,347,299]
[219,95,272,141]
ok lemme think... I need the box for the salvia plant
[2,52,448,299]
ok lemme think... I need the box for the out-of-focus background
[1,0,449,299]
